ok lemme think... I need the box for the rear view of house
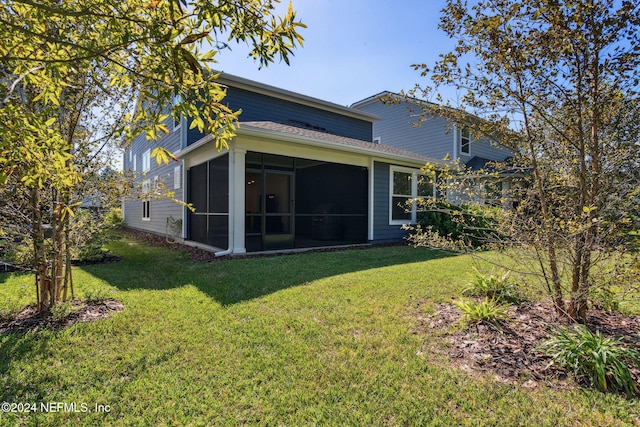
[122,74,444,254]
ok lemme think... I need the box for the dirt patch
[413,300,640,391]
[0,299,125,335]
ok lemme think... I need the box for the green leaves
[541,325,640,397]
[454,298,510,328]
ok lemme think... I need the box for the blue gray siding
[354,98,511,162]
[186,86,373,146]
[123,114,185,237]
[372,161,408,242]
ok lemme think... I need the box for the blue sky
[216,0,458,107]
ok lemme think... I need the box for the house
[122,74,445,254]
[351,92,516,205]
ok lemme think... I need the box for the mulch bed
[0,299,125,335]
[413,299,640,391]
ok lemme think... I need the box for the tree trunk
[30,186,50,312]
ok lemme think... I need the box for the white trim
[373,136,381,144]
[173,165,181,189]
[230,147,247,254]
[236,125,442,168]
[142,179,151,221]
[459,126,471,156]
[368,158,375,241]
[389,166,416,225]
[389,166,435,225]
[452,125,458,161]
[142,149,151,172]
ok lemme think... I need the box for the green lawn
[0,238,638,426]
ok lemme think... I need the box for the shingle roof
[238,121,446,166]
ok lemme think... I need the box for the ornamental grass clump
[453,298,509,328]
[463,269,525,305]
[541,325,640,397]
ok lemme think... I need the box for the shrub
[416,201,498,248]
[103,207,125,228]
[540,325,640,397]
[84,287,117,303]
[463,269,525,305]
[70,208,121,262]
[453,298,510,328]
[50,301,76,322]
[589,286,621,313]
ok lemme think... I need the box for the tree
[0,0,305,311]
[408,0,640,321]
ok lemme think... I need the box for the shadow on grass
[82,238,458,306]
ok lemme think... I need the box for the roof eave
[236,125,445,167]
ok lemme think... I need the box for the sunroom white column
[230,147,247,254]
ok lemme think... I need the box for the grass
[0,238,639,426]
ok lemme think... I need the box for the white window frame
[132,154,137,172]
[460,127,471,155]
[142,149,151,172]
[142,179,151,221]
[174,165,181,189]
[389,166,435,225]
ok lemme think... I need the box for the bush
[463,269,525,305]
[540,325,640,397]
[589,286,621,313]
[50,301,76,322]
[103,207,125,228]
[416,201,498,248]
[84,287,117,303]
[70,208,121,262]
[454,298,510,327]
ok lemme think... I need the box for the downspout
[368,158,375,241]
[452,124,458,162]
[448,124,458,204]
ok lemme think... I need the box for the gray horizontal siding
[458,136,512,162]
[222,86,372,141]
[356,100,453,161]
[371,161,408,242]
[123,114,185,237]
[356,99,511,162]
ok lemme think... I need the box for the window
[142,149,151,172]
[142,179,151,220]
[390,167,435,224]
[391,170,413,222]
[460,127,471,155]
[174,165,181,189]
[129,150,133,163]
[133,154,137,172]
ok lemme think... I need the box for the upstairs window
[460,127,471,155]
[142,149,151,172]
